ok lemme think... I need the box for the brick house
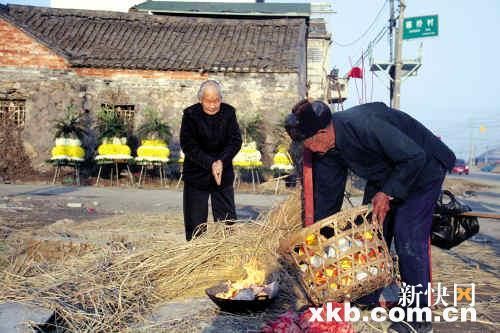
[0,4,329,171]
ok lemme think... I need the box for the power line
[350,26,388,69]
[333,0,388,47]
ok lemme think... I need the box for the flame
[215,263,267,299]
[232,263,266,290]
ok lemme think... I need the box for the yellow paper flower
[270,145,294,171]
[233,141,263,168]
[141,139,167,147]
[51,145,85,160]
[67,146,85,158]
[136,140,170,162]
[271,153,293,171]
[99,142,129,156]
[96,138,132,160]
[52,145,66,156]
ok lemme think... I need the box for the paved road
[1,180,498,332]
[449,171,500,184]
[0,184,288,219]
[449,172,500,213]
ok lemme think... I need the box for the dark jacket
[314,102,455,220]
[180,102,242,190]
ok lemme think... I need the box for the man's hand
[212,160,223,186]
[372,192,391,224]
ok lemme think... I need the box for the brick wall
[0,18,300,172]
[75,68,208,81]
[0,19,69,69]
[0,19,209,82]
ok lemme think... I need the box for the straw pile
[3,190,497,332]
[0,193,303,331]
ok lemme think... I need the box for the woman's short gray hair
[197,80,223,100]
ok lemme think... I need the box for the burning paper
[215,264,277,300]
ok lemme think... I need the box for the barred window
[101,104,135,126]
[0,99,26,127]
[114,105,135,125]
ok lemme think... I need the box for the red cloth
[262,311,302,333]
[347,67,363,79]
[303,149,314,226]
[300,304,355,333]
[262,303,355,333]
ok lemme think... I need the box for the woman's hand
[212,160,223,185]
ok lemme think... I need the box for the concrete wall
[307,37,331,100]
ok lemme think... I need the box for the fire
[215,263,268,300]
[232,263,266,290]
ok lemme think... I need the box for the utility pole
[389,0,395,62]
[391,0,405,109]
[468,118,474,166]
[388,0,395,105]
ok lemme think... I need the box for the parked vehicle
[451,159,469,175]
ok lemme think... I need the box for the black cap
[285,99,332,141]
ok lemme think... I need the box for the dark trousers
[183,183,237,241]
[388,178,444,307]
[359,175,445,308]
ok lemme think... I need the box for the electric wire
[351,26,388,69]
[333,0,388,47]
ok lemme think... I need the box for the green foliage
[95,105,127,141]
[271,110,291,148]
[53,105,88,140]
[136,107,172,143]
[246,115,265,147]
[237,110,265,147]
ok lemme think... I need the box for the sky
[315,0,500,160]
[1,0,499,159]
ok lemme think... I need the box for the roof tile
[0,4,306,72]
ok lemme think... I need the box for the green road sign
[403,15,438,40]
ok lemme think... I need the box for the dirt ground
[0,176,499,332]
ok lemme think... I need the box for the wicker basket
[284,205,394,306]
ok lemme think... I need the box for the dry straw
[1,193,498,332]
[0,193,303,332]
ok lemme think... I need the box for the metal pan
[205,281,279,313]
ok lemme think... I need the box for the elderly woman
[180,80,242,241]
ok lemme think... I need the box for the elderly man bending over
[180,80,242,241]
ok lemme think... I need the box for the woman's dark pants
[183,183,237,241]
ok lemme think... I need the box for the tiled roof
[132,1,311,17]
[0,4,306,73]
